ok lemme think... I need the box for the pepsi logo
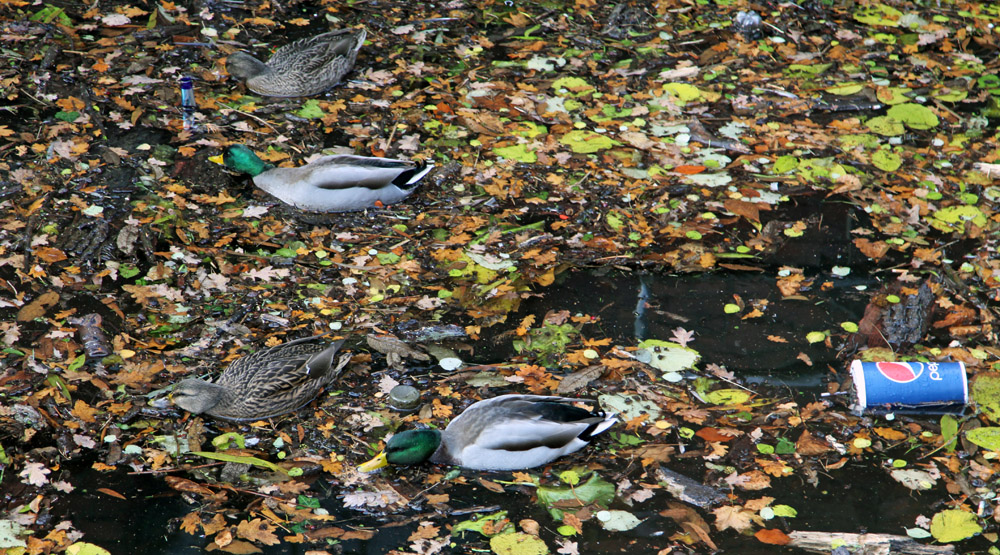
[876,362,923,383]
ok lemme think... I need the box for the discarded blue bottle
[180,75,196,130]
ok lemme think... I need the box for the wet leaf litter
[1,0,999,554]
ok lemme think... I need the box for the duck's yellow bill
[208,154,225,165]
[358,451,388,473]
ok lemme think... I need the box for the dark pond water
[45,259,957,555]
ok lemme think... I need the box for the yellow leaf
[874,427,907,440]
[72,400,99,423]
[56,96,85,111]
[236,518,280,546]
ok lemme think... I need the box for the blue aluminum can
[851,360,967,409]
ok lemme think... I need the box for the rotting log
[787,531,954,554]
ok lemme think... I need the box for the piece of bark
[656,466,726,509]
[847,280,934,351]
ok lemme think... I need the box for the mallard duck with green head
[171,336,349,421]
[226,28,366,97]
[220,144,434,212]
[359,394,617,471]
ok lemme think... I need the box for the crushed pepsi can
[851,360,967,411]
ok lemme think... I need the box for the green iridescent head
[358,429,441,471]
[222,144,274,177]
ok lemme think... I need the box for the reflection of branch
[687,119,751,154]
[128,462,223,475]
[634,273,650,341]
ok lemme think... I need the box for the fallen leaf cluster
[1,0,999,554]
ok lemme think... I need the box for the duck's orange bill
[358,451,388,473]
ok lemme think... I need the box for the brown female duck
[172,336,348,421]
[226,28,366,97]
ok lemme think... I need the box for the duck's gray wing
[296,155,426,190]
[447,395,607,451]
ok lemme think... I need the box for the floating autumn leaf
[930,205,987,234]
[97,488,126,500]
[426,493,449,505]
[886,103,939,130]
[754,528,791,545]
[695,427,738,443]
[701,389,752,406]
[494,144,537,163]
[598,393,661,421]
[713,505,755,533]
[72,400,99,423]
[296,99,325,119]
[795,430,832,455]
[805,331,827,344]
[559,131,620,154]
[343,490,403,509]
[101,13,129,26]
[890,469,937,491]
[865,115,906,136]
[660,83,709,106]
[929,509,981,543]
[56,96,85,112]
[33,246,68,263]
[0,520,27,548]
[595,510,642,532]
[964,427,1000,451]
[551,77,595,98]
[19,462,50,487]
[16,290,59,321]
[490,532,549,555]
[236,518,280,546]
[431,398,453,419]
[537,473,614,520]
[65,543,112,555]
[674,165,706,175]
[515,365,559,393]
[971,374,1000,423]
[756,458,793,478]
[164,477,214,496]
[479,477,505,493]
[635,339,701,377]
[453,511,513,538]
[408,522,441,542]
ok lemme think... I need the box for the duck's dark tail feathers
[394,163,435,191]
[580,412,618,441]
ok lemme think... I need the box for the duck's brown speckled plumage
[172,336,348,421]
[226,28,366,97]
